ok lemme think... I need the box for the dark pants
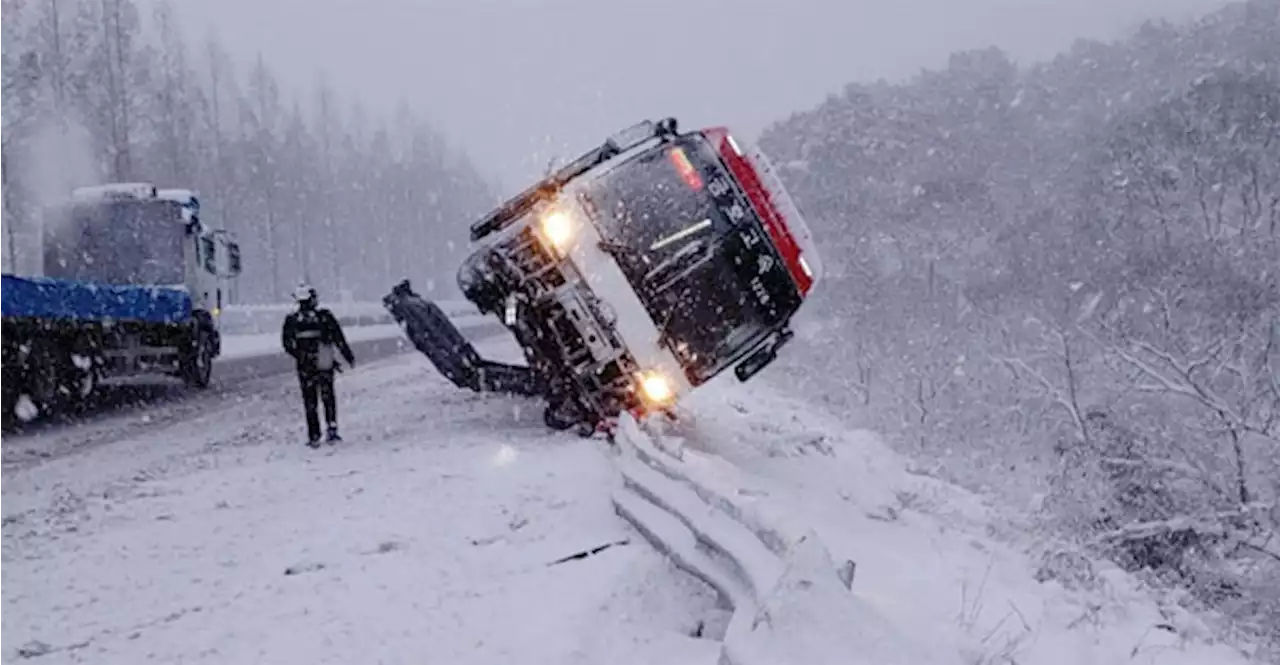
[299,369,337,441]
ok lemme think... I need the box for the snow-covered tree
[0,2,493,304]
[2,0,41,270]
[143,0,198,185]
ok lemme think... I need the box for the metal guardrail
[611,416,939,665]
[226,299,475,314]
[212,321,503,384]
[220,300,479,336]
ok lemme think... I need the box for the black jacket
[282,306,355,373]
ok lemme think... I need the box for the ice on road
[1,343,722,665]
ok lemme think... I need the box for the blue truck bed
[1,274,192,325]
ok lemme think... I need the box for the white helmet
[293,284,317,304]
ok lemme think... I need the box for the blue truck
[2,183,243,425]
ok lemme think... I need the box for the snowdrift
[220,299,481,335]
[642,379,1261,665]
[611,414,958,665]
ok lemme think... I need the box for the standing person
[282,284,355,447]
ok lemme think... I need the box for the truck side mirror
[733,328,793,382]
[735,345,777,382]
[228,244,242,276]
[606,120,659,152]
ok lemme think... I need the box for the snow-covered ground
[673,377,1253,665]
[2,339,724,664]
[2,335,1257,664]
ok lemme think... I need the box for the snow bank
[611,414,957,665]
[216,315,492,360]
[673,379,1258,665]
[220,299,480,335]
[218,323,401,360]
[207,315,502,394]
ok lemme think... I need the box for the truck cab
[155,187,242,324]
[2,182,243,422]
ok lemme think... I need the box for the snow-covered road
[1,340,724,665]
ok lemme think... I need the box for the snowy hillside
[677,377,1253,665]
[758,1,1280,656]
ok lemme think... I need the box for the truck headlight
[638,370,675,405]
[539,209,575,249]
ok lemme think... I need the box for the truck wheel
[543,402,578,431]
[63,354,98,412]
[457,250,506,314]
[25,351,63,417]
[543,397,590,432]
[182,331,214,388]
[2,339,18,429]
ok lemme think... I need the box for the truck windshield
[43,200,187,285]
[584,135,802,383]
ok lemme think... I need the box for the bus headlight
[638,370,675,405]
[539,208,575,249]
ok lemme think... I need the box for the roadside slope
[663,376,1255,665]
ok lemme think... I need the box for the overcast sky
[169,0,1229,195]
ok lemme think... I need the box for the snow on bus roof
[70,182,158,202]
[67,183,201,223]
[157,188,196,204]
[158,188,200,220]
